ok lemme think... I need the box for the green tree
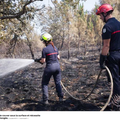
[0,0,44,58]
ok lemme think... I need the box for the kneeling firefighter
[35,33,63,104]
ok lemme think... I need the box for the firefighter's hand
[34,58,42,62]
[99,54,107,69]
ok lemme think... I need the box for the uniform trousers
[42,62,63,101]
[106,51,120,96]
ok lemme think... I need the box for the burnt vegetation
[0,47,114,111]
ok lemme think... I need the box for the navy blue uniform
[102,18,120,96]
[41,44,63,101]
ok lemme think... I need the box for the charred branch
[0,0,43,20]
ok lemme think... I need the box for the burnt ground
[0,49,119,111]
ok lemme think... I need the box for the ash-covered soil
[0,49,119,111]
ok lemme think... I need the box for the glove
[99,54,107,69]
[34,58,43,64]
[34,58,41,62]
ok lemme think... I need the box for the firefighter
[96,4,120,108]
[35,33,63,104]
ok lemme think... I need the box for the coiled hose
[61,66,113,111]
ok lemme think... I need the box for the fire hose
[25,39,114,111]
[33,52,113,111]
[61,66,113,111]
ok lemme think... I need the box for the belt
[46,61,58,65]
[109,50,120,52]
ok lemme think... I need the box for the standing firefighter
[35,33,63,104]
[96,4,120,108]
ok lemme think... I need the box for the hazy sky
[81,0,100,11]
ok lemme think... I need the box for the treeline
[0,0,120,58]
[40,0,120,46]
[38,0,120,58]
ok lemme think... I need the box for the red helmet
[96,4,113,15]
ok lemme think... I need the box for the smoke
[0,59,34,78]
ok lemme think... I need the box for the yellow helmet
[40,33,52,41]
